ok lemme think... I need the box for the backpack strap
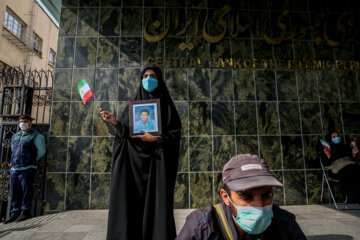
[213,204,236,240]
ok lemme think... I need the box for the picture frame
[129,99,162,136]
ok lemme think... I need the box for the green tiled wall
[50,0,360,211]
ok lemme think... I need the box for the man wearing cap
[4,115,46,224]
[177,154,306,240]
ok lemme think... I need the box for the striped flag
[78,78,93,104]
[319,138,330,151]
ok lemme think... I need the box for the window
[49,49,56,66]
[32,32,43,56]
[4,8,25,40]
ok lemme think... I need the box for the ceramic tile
[233,69,255,101]
[120,37,142,67]
[66,173,90,210]
[50,102,70,136]
[213,136,235,171]
[178,137,189,172]
[212,102,235,135]
[56,37,75,68]
[259,136,282,170]
[45,173,65,211]
[236,136,259,155]
[53,69,72,101]
[279,102,301,134]
[273,42,294,59]
[337,71,359,101]
[165,37,187,60]
[166,8,186,37]
[303,135,322,169]
[235,102,257,135]
[318,71,339,101]
[174,173,189,208]
[67,137,92,172]
[255,70,276,101]
[92,137,113,172]
[284,171,307,205]
[190,173,213,208]
[47,137,67,172]
[189,136,212,171]
[59,8,77,36]
[297,71,319,101]
[257,102,279,135]
[277,70,297,101]
[342,103,360,134]
[229,11,251,39]
[69,102,94,136]
[122,0,142,6]
[95,68,118,101]
[77,8,99,36]
[281,136,304,169]
[211,70,233,101]
[74,38,97,68]
[189,102,211,135]
[174,101,189,137]
[118,68,141,100]
[188,69,211,101]
[213,172,223,204]
[271,171,284,205]
[90,174,110,209]
[300,102,322,134]
[97,37,119,68]
[293,40,314,59]
[306,170,325,204]
[101,0,122,7]
[164,69,188,100]
[121,8,143,37]
[320,102,343,134]
[79,0,99,7]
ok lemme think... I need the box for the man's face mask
[228,194,273,235]
[332,137,341,144]
[142,76,158,92]
[19,122,29,131]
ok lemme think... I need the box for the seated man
[177,154,307,240]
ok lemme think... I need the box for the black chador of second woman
[99,66,182,240]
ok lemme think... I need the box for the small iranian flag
[78,78,93,104]
[319,138,331,151]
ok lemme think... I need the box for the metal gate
[0,64,53,221]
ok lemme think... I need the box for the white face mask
[19,122,29,131]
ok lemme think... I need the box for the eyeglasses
[143,73,157,79]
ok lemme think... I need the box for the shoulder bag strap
[213,204,236,240]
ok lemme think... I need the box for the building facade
[48,0,360,213]
[0,0,59,70]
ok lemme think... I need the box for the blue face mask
[332,137,341,144]
[142,76,158,92]
[228,196,273,235]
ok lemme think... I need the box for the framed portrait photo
[129,99,162,136]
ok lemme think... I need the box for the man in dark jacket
[4,115,46,224]
[177,154,307,240]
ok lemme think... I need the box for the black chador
[107,66,182,240]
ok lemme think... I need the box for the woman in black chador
[99,66,182,240]
[321,130,360,203]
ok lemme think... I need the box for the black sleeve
[112,121,125,138]
[176,211,202,240]
[290,221,308,240]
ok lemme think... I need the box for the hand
[324,148,331,159]
[99,108,117,125]
[132,130,158,142]
[352,146,359,157]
